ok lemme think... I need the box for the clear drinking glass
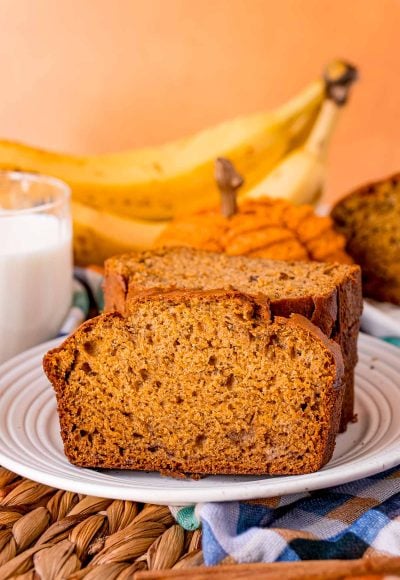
[0,171,72,364]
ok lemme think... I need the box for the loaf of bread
[331,173,400,304]
[44,290,344,476]
[104,247,362,431]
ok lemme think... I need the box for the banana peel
[0,81,323,221]
[245,62,358,206]
[244,148,325,206]
[72,201,166,266]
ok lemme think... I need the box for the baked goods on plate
[43,290,344,477]
[104,247,362,431]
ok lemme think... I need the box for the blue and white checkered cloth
[171,468,400,564]
[64,269,400,565]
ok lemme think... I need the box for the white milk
[0,214,72,363]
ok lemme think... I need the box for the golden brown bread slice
[332,172,400,304]
[103,247,362,432]
[43,290,344,476]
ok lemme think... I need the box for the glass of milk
[0,171,72,364]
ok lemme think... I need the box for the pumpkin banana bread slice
[332,172,400,304]
[44,290,344,476]
[104,247,362,431]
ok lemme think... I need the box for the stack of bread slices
[44,247,362,478]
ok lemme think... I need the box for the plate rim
[0,334,399,505]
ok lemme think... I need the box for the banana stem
[306,60,358,158]
[305,99,340,158]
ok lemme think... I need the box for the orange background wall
[0,0,399,203]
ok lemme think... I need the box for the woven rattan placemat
[0,466,203,578]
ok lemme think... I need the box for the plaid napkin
[171,469,400,564]
[58,267,104,337]
[63,268,400,565]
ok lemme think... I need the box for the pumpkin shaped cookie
[156,158,351,264]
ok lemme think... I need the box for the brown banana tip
[324,59,358,106]
[214,158,244,218]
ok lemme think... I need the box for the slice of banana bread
[331,172,400,304]
[104,247,362,431]
[44,290,344,476]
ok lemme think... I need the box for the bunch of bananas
[0,61,356,266]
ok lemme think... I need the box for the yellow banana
[0,80,323,221]
[243,100,333,205]
[72,201,165,266]
[244,60,358,205]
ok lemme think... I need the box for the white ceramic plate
[0,334,399,506]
